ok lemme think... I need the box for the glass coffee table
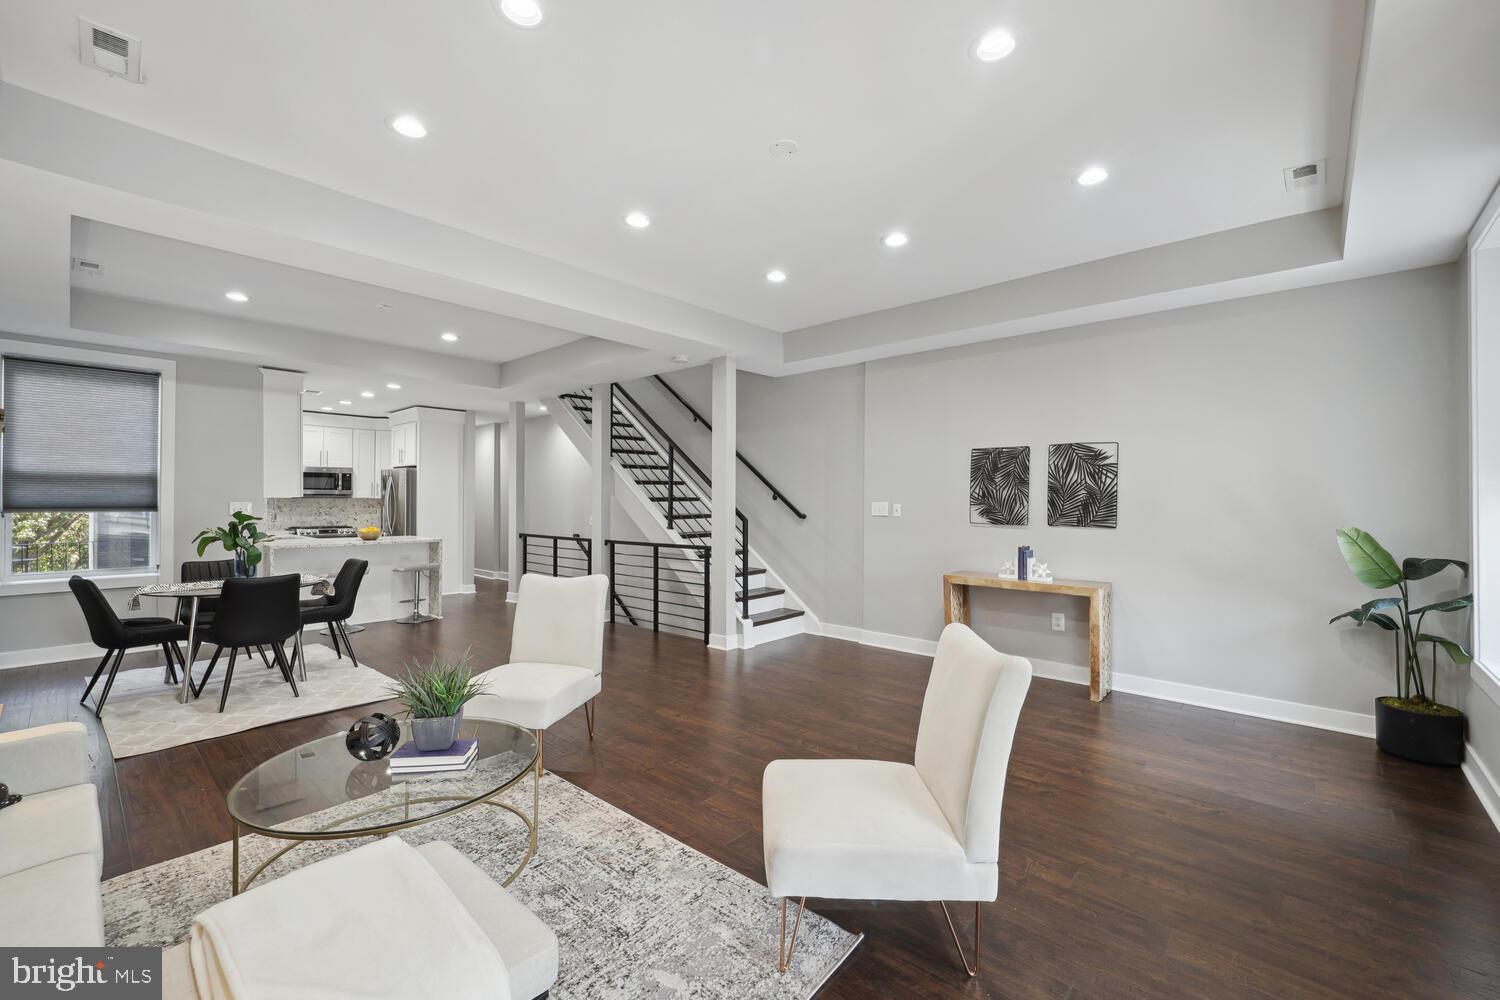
[226,718,538,894]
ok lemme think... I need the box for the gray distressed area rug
[102,769,861,998]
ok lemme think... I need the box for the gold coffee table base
[232,758,540,895]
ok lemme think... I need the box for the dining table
[128,573,333,704]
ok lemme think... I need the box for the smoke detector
[1283,160,1326,192]
[769,139,799,158]
[78,18,142,83]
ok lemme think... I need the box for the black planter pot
[1374,698,1465,767]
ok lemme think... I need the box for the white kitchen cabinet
[352,429,378,497]
[302,427,325,467]
[391,423,418,466]
[376,430,392,474]
[323,427,354,467]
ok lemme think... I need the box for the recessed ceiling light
[670,354,690,364]
[224,290,250,303]
[497,0,543,27]
[882,231,909,248]
[440,331,460,342]
[539,405,548,412]
[360,390,375,398]
[386,382,402,390]
[766,269,787,283]
[386,114,428,139]
[624,211,652,229]
[339,399,353,406]
[1076,165,1110,186]
[974,28,1017,62]
[320,406,334,411]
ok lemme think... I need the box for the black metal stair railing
[606,540,710,643]
[517,531,638,625]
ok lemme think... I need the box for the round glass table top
[226,718,537,837]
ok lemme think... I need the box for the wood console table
[943,572,1113,701]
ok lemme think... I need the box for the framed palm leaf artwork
[1047,442,1118,528]
[969,446,1030,526]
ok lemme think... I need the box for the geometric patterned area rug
[101,769,862,999]
[98,643,393,759]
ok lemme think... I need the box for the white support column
[589,383,611,578]
[503,401,527,603]
[709,357,738,646]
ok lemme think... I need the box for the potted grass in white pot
[388,650,489,752]
[1329,527,1472,766]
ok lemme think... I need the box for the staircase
[555,385,809,648]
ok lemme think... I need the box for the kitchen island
[263,535,444,623]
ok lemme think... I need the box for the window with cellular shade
[1,357,161,512]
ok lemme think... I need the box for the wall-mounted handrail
[651,374,808,520]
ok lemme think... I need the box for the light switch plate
[871,501,889,517]
[892,503,902,517]
[229,501,253,515]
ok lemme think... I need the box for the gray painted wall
[1,353,265,658]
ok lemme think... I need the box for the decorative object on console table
[998,559,1017,580]
[969,446,1029,525]
[194,512,277,577]
[1047,442,1118,528]
[944,571,1113,701]
[1018,545,1032,581]
[388,649,489,752]
[1028,560,1054,583]
[345,712,402,761]
[1328,526,1471,766]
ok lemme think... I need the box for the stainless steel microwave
[303,467,353,497]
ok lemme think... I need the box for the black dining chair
[299,558,368,669]
[190,574,302,713]
[70,576,189,718]
[179,559,274,670]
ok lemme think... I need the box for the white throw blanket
[189,838,511,1000]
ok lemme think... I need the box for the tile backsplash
[265,496,383,531]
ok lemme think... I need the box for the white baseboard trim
[708,632,741,651]
[1463,743,1500,834]
[820,624,1377,739]
[473,569,508,581]
[443,584,477,597]
[0,641,99,672]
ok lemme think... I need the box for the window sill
[0,571,160,598]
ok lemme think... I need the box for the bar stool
[394,562,440,625]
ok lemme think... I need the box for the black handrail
[651,374,808,520]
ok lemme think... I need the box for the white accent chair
[0,722,105,946]
[467,573,610,791]
[761,623,1032,975]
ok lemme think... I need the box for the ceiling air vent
[1283,159,1326,192]
[77,17,142,83]
[70,257,104,275]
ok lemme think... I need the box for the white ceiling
[0,0,1364,332]
[70,220,580,363]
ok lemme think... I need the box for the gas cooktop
[287,525,358,538]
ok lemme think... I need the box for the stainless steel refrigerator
[381,466,417,535]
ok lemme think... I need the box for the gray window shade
[2,357,161,512]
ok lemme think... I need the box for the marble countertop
[264,534,440,550]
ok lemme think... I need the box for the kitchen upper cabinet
[376,430,392,474]
[352,429,378,497]
[391,423,417,466]
[302,427,325,468]
[323,427,354,468]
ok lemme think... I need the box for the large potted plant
[388,649,489,751]
[1330,527,1472,766]
[193,512,275,577]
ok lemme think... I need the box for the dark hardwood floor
[4,578,1499,999]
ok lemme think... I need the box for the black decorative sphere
[0,782,20,810]
[346,713,401,761]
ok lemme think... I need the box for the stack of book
[388,738,478,776]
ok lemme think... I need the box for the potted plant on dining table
[389,649,489,751]
[193,511,276,577]
[1329,527,1472,766]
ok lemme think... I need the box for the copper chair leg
[777,896,806,972]
[939,900,981,977]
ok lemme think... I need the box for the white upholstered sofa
[0,721,105,946]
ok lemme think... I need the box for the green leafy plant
[193,512,275,570]
[387,649,488,719]
[1330,527,1472,713]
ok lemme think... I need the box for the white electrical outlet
[229,501,252,515]
[1051,612,1066,632]
[871,501,889,517]
[892,503,902,517]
